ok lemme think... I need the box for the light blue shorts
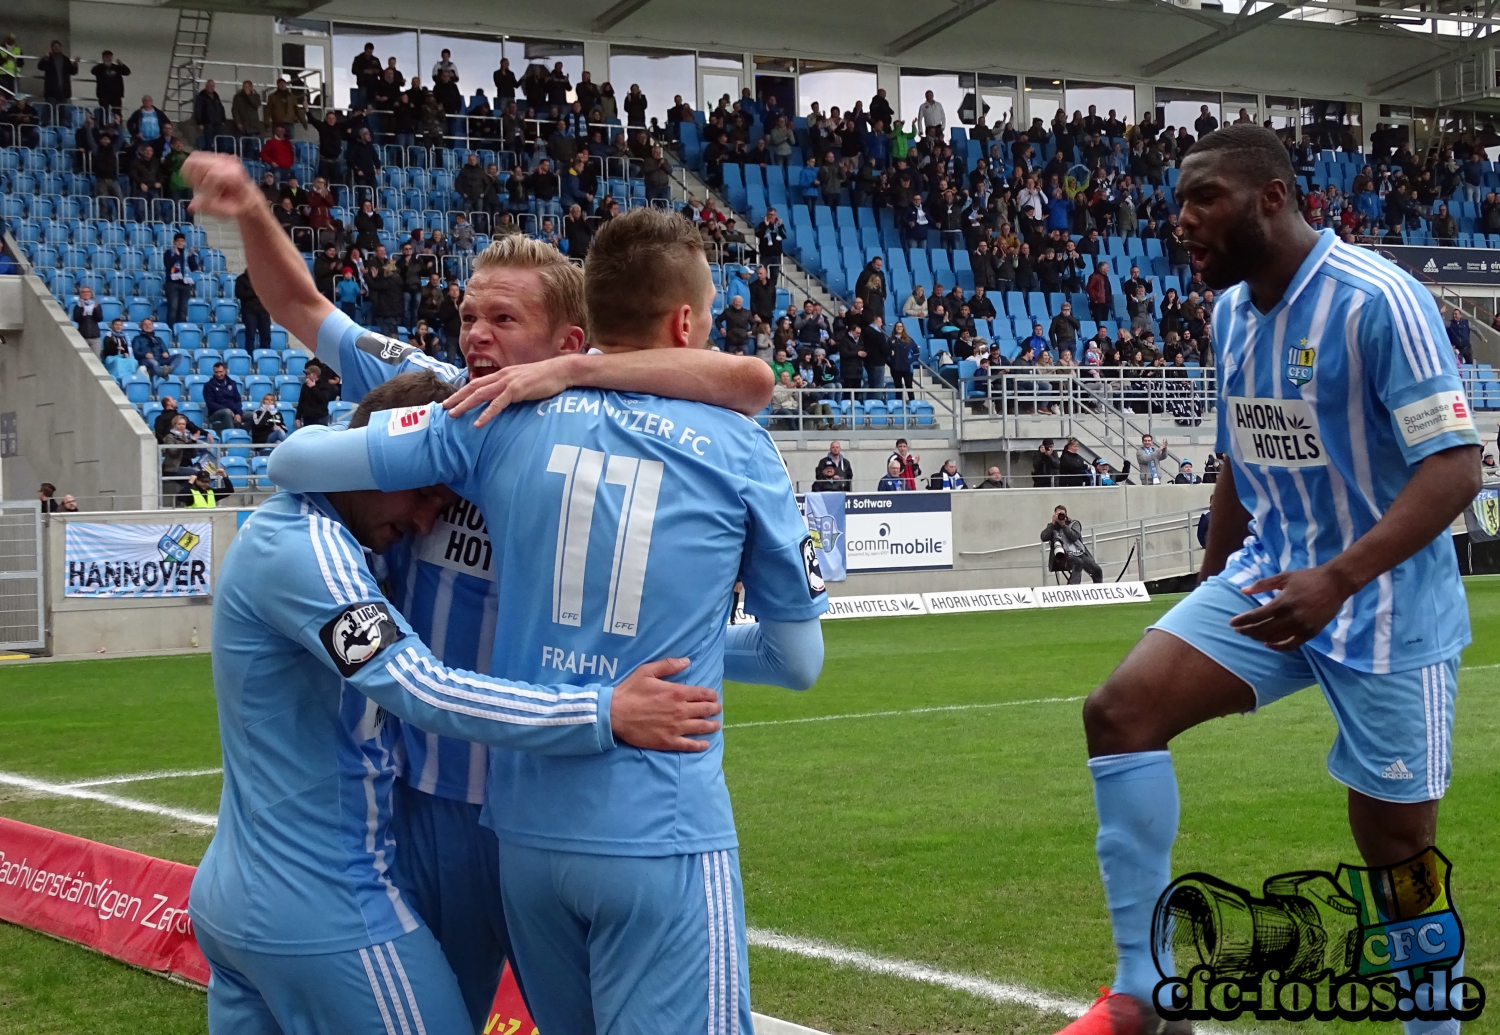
[1153,576,1457,803]
[391,779,512,1032]
[197,924,470,1035]
[496,844,752,1035]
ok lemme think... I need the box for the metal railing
[762,384,955,437]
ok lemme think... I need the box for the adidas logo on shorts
[1380,759,1415,780]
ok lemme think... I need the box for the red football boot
[1053,988,1193,1035]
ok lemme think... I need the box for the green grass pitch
[3,582,1500,1035]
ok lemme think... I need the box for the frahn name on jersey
[534,393,715,457]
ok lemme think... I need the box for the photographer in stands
[1040,505,1104,585]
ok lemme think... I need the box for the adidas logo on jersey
[1380,759,1415,780]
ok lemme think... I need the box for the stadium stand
[4,24,1500,500]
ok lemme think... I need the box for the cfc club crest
[1286,341,1315,387]
[319,602,401,677]
[156,524,201,564]
[1473,488,1500,538]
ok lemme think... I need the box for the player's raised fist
[184,152,264,221]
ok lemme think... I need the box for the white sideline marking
[0,771,218,827]
[746,928,1088,1019]
[66,768,223,788]
[728,696,1084,729]
[746,929,1253,1035]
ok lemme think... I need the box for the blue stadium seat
[276,375,302,403]
[252,349,282,376]
[224,348,252,377]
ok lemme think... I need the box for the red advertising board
[0,816,539,1032]
[0,816,209,985]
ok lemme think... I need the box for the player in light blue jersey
[267,208,828,1035]
[186,152,774,1030]
[1058,127,1482,1035]
[192,436,727,1033]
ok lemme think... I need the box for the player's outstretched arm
[1230,444,1481,650]
[442,349,777,427]
[1197,459,1251,583]
[724,618,824,691]
[266,424,380,493]
[184,152,333,348]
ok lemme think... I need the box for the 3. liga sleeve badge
[801,535,826,597]
[319,601,401,677]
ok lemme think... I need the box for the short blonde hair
[471,235,585,330]
[584,208,710,345]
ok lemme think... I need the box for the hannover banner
[63,522,213,598]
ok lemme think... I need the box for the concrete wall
[0,265,159,511]
[41,507,247,658]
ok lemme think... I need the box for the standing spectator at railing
[90,51,130,118]
[1135,433,1167,485]
[641,145,673,204]
[888,439,922,490]
[388,92,417,151]
[1049,301,1080,352]
[430,48,458,83]
[418,272,445,328]
[418,93,445,149]
[235,269,273,354]
[715,296,754,356]
[366,259,403,336]
[126,95,165,151]
[435,281,463,351]
[434,70,462,116]
[231,80,262,139]
[525,157,560,215]
[622,83,647,128]
[370,67,401,112]
[313,110,346,183]
[39,41,80,104]
[312,244,341,301]
[204,361,244,434]
[744,265,777,325]
[754,208,787,285]
[265,78,307,135]
[193,80,226,151]
[262,124,294,182]
[549,117,579,169]
[887,321,918,403]
[571,70,598,117]
[129,143,163,202]
[492,57,517,107]
[334,266,362,319]
[351,42,381,98]
[1433,203,1459,247]
[162,232,200,326]
[915,90,945,140]
[862,316,890,390]
[545,62,571,108]
[131,317,170,378]
[456,152,487,208]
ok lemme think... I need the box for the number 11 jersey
[361,387,828,857]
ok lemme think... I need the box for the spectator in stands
[878,458,910,492]
[1193,105,1218,138]
[38,483,61,513]
[367,258,403,336]
[294,364,337,428]
[100,318,132,372]
[91,51,131,118]
[818,441,854,491]
[1050,301,1080,352]
[1174,460,1201,484]
[1433,202,1459,247]
[436,282,464,349]
[769,371,801,429]
[262,124,294,181]
[916,90,946,140]
[903,284,928,318]
[92,131,124,212]
[231,80,262,139]
[177,467,231,508]
[162,232,200,327]
[203,361,244,434]
[715,295,753,356]
[71,286,102,348]
[248,392,286,447]
[127,95,165,150]
[1448,306,1473,365]
[811,460,846,493]
[1058,437,1092,486]
[641,145,673,204]
[887,321,918,403]
[1136,433,1167,484]
[346,126,380,188]
[931,460,966,490]
[193,79,226,151]
[152,396,199,443]
[38,40,80,104]
[623,83,648,128]
[131,317,170,378]
[352,43,381,97]
[977,466,1006,489]
[889,439,921,490]
[335,267,362,319]
[1034,438,1060,487]
[235,270,273,353]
